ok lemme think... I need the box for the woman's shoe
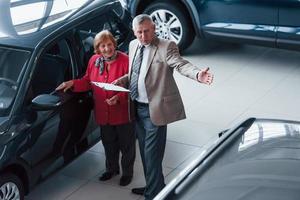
[119,176,132,186]
[99,171,119,181]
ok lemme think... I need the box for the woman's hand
[56,80,74,92]
[106,95,119,106]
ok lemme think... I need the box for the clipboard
[92,82,130,92]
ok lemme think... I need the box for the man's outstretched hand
[197,67,214,85]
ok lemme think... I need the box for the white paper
[92,82,130,92]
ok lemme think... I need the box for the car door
[25,38,95,181]
[276,0,300,50]
[196,0,277,47]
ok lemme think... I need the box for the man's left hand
[197,67,214,85]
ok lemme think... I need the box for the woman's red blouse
[73,51,130,125]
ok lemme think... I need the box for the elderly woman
[56,30,135,186]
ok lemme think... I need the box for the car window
[29,40,72,98]
[73,13,131,74]
[0,47,30,116]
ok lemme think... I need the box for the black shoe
[119,176,132,186]
[99,171,119,181]
[131,187,145,195]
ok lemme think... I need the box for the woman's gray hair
[132,14,154,30]
[93,30,117,54]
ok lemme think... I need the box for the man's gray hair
[132,14,154,30]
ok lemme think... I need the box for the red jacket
[73,51,130,125]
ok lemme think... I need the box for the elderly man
[116,14,214,200]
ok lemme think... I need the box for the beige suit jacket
[121,37,200,126]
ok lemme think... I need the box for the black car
[123,0,300,51]
[0,0,132,199]
[154,118,300,200]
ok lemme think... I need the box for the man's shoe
[99,171,119,181]
[131,187,145,195]
[119,176,132,186]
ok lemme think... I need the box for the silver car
[155,118,300,200]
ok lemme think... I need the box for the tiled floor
[26,39,300,200]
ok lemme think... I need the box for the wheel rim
[0,182,20,200]
[149,9,183,44]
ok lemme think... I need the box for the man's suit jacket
[121,37,200,126]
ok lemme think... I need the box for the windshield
[0,46,30,117]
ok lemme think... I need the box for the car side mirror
[31,94,61,111]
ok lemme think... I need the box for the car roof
[0,0,118,49]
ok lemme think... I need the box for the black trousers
[100,123,136,176]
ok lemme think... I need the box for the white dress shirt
[136,44,150,103]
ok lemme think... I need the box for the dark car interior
[31,42,71,97]
[31,54,68,96]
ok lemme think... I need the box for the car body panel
[195,0,277,47]
[126,0,300,51]
[155,118,300,200]
[277,0,300,50]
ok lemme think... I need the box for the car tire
[144,1,195,51]
[0,173,24,200]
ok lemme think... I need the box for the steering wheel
[0,77,17,89]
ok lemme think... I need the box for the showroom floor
[25,39,300,200]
